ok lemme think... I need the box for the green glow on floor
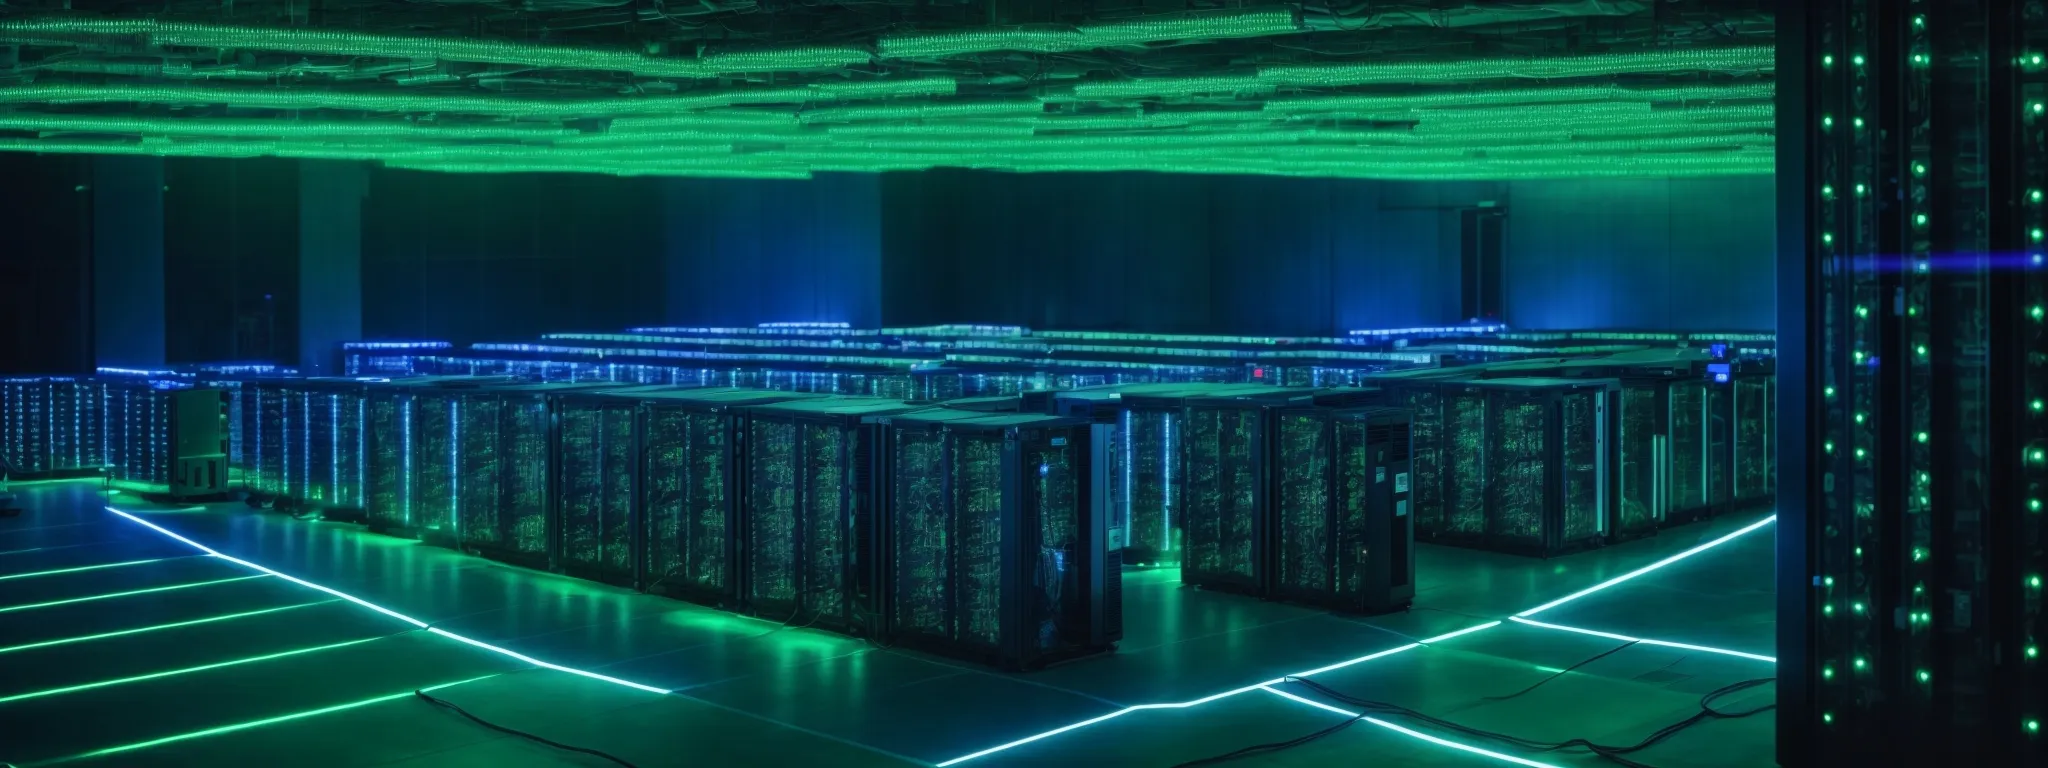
[69,675,500,761]
[0,574,271,614]
[0,555,202,582]
[0,600,338,655]
[0,636,386,705]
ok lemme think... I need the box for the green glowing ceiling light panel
[1071,76,1273,100]
[797,100,1049,124]
[1259,45,1773,87]
[877,7,1300,59]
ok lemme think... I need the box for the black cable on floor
[414,688,642,768]
[1484,639,1640,701]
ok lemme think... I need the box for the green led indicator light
[1856,448,1868,459]
[1913,15,1925,27]
[2035,450,2046,462]
[1917,670,1931,683]
[1824,576,1836,587]
[1915,213,1928,227]
[1855,304,1869,318]
[1826,386,1837,397]
[2033,190,2043,203]
[2034,401,2045,412]
[1915,583,1926,594]
[1856,413,1866,423]
[1854,547,1863,557]
[1825,441,1836,453]
[1854,117,1866,129]
[2029,720,2041,735]
[2030,575,2043,589]
[1853,657,1868,670]
[1912,54,1928,65]
[2035,55,2047,66]
[1823,184,1835,198]
[1855,350,1866,362]
[1915,163,1928,176]
[2035,103,2046,115]
[1823,604,1835,616]
[2027,645,2040,659]
[1824,232,1836,245]
[2034,229,2045,242]
[1855,183,1867,196]
[1822,665,1835,680]
[1917,431,1930,443]
[1823,115,1834,129]
[1853,54,1866,66]
[1913,547,1927,562]
[2033,306,2045,320]
[2034,499,2044,512]
[1852,601,1866,614]
[1916,345,1928,356]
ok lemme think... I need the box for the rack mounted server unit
[360,376,510,538]
[1125,385,1316,594]
[1053,383,1247,565]
[432,382,615,567]
[1271,405,1415,614]
[551,384,671,587]
[0,377,105,478]
[878,409,1121,669]
[1357,366,1487,544]
[740,396,916,634]
[1727,359,1775,510]
[1439,377,1615,557]
[264,378,377,510]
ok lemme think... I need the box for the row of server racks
[1,375,228,495]
[228,377,1121,671]
[1055,351,1775,563]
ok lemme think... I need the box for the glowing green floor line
[0,555,207,582]
[932,622,1501,767]
[61,675,499,762]
[1507,617,1778,663]
[1517,514,1778,618]
[1257,686,1564,768]
[104,507,674,696]
[0,637,387,705]
[937,513,1780,766]
[0,600,339,655]
[0,574,270,614]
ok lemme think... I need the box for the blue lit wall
[360,168,666,343]
[1502,176,1776,330]
[659,173,883,328]
[880,171,1774,335]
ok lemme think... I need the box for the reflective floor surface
[0,480,1777,767]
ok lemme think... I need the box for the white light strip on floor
[1516,514,1777,618]
[1508,617,1777,663]
[934,622,1503,766]
[104,507,674,696]
[1255,686,1564,768]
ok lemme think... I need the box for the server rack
[1050,383,1203,562]
[740,397,916,634]
[268,378,375,509]
[360,376,508,538]
[0,377,105,477]
[1455,378,1615,557]
[635,388,821,605]
[1125,385,1315,594]
[1730,360,1776,509]
[1359,366,1486,544]
[1271,405,1415,614]
[442,382,615,568]
[878,410,1121,669]
[553,384,670,588]
[236,378,293,496]
[101,378,184,487]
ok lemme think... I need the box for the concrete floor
[0,480,1777,767]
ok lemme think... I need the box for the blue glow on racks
[448,398,459,539]
[402,397,413,526]
[1162,413,1173,555]
[330,395,340,503]
[1122,409,1133,550]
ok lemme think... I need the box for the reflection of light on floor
[1508,617,1777,663]
[0,600,336,655]
[0,637,385,704]
[1517,515,1777,618]
[72,675,500,761]
[1258,686,1564,768]
[0,574,270,614]
[0,555,202,582]
[107,506,676,698]
[940,514,1781,766]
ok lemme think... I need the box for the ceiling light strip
[877,7,1302,59]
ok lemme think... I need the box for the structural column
[297,160,367,375]
[91,156,166,371]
